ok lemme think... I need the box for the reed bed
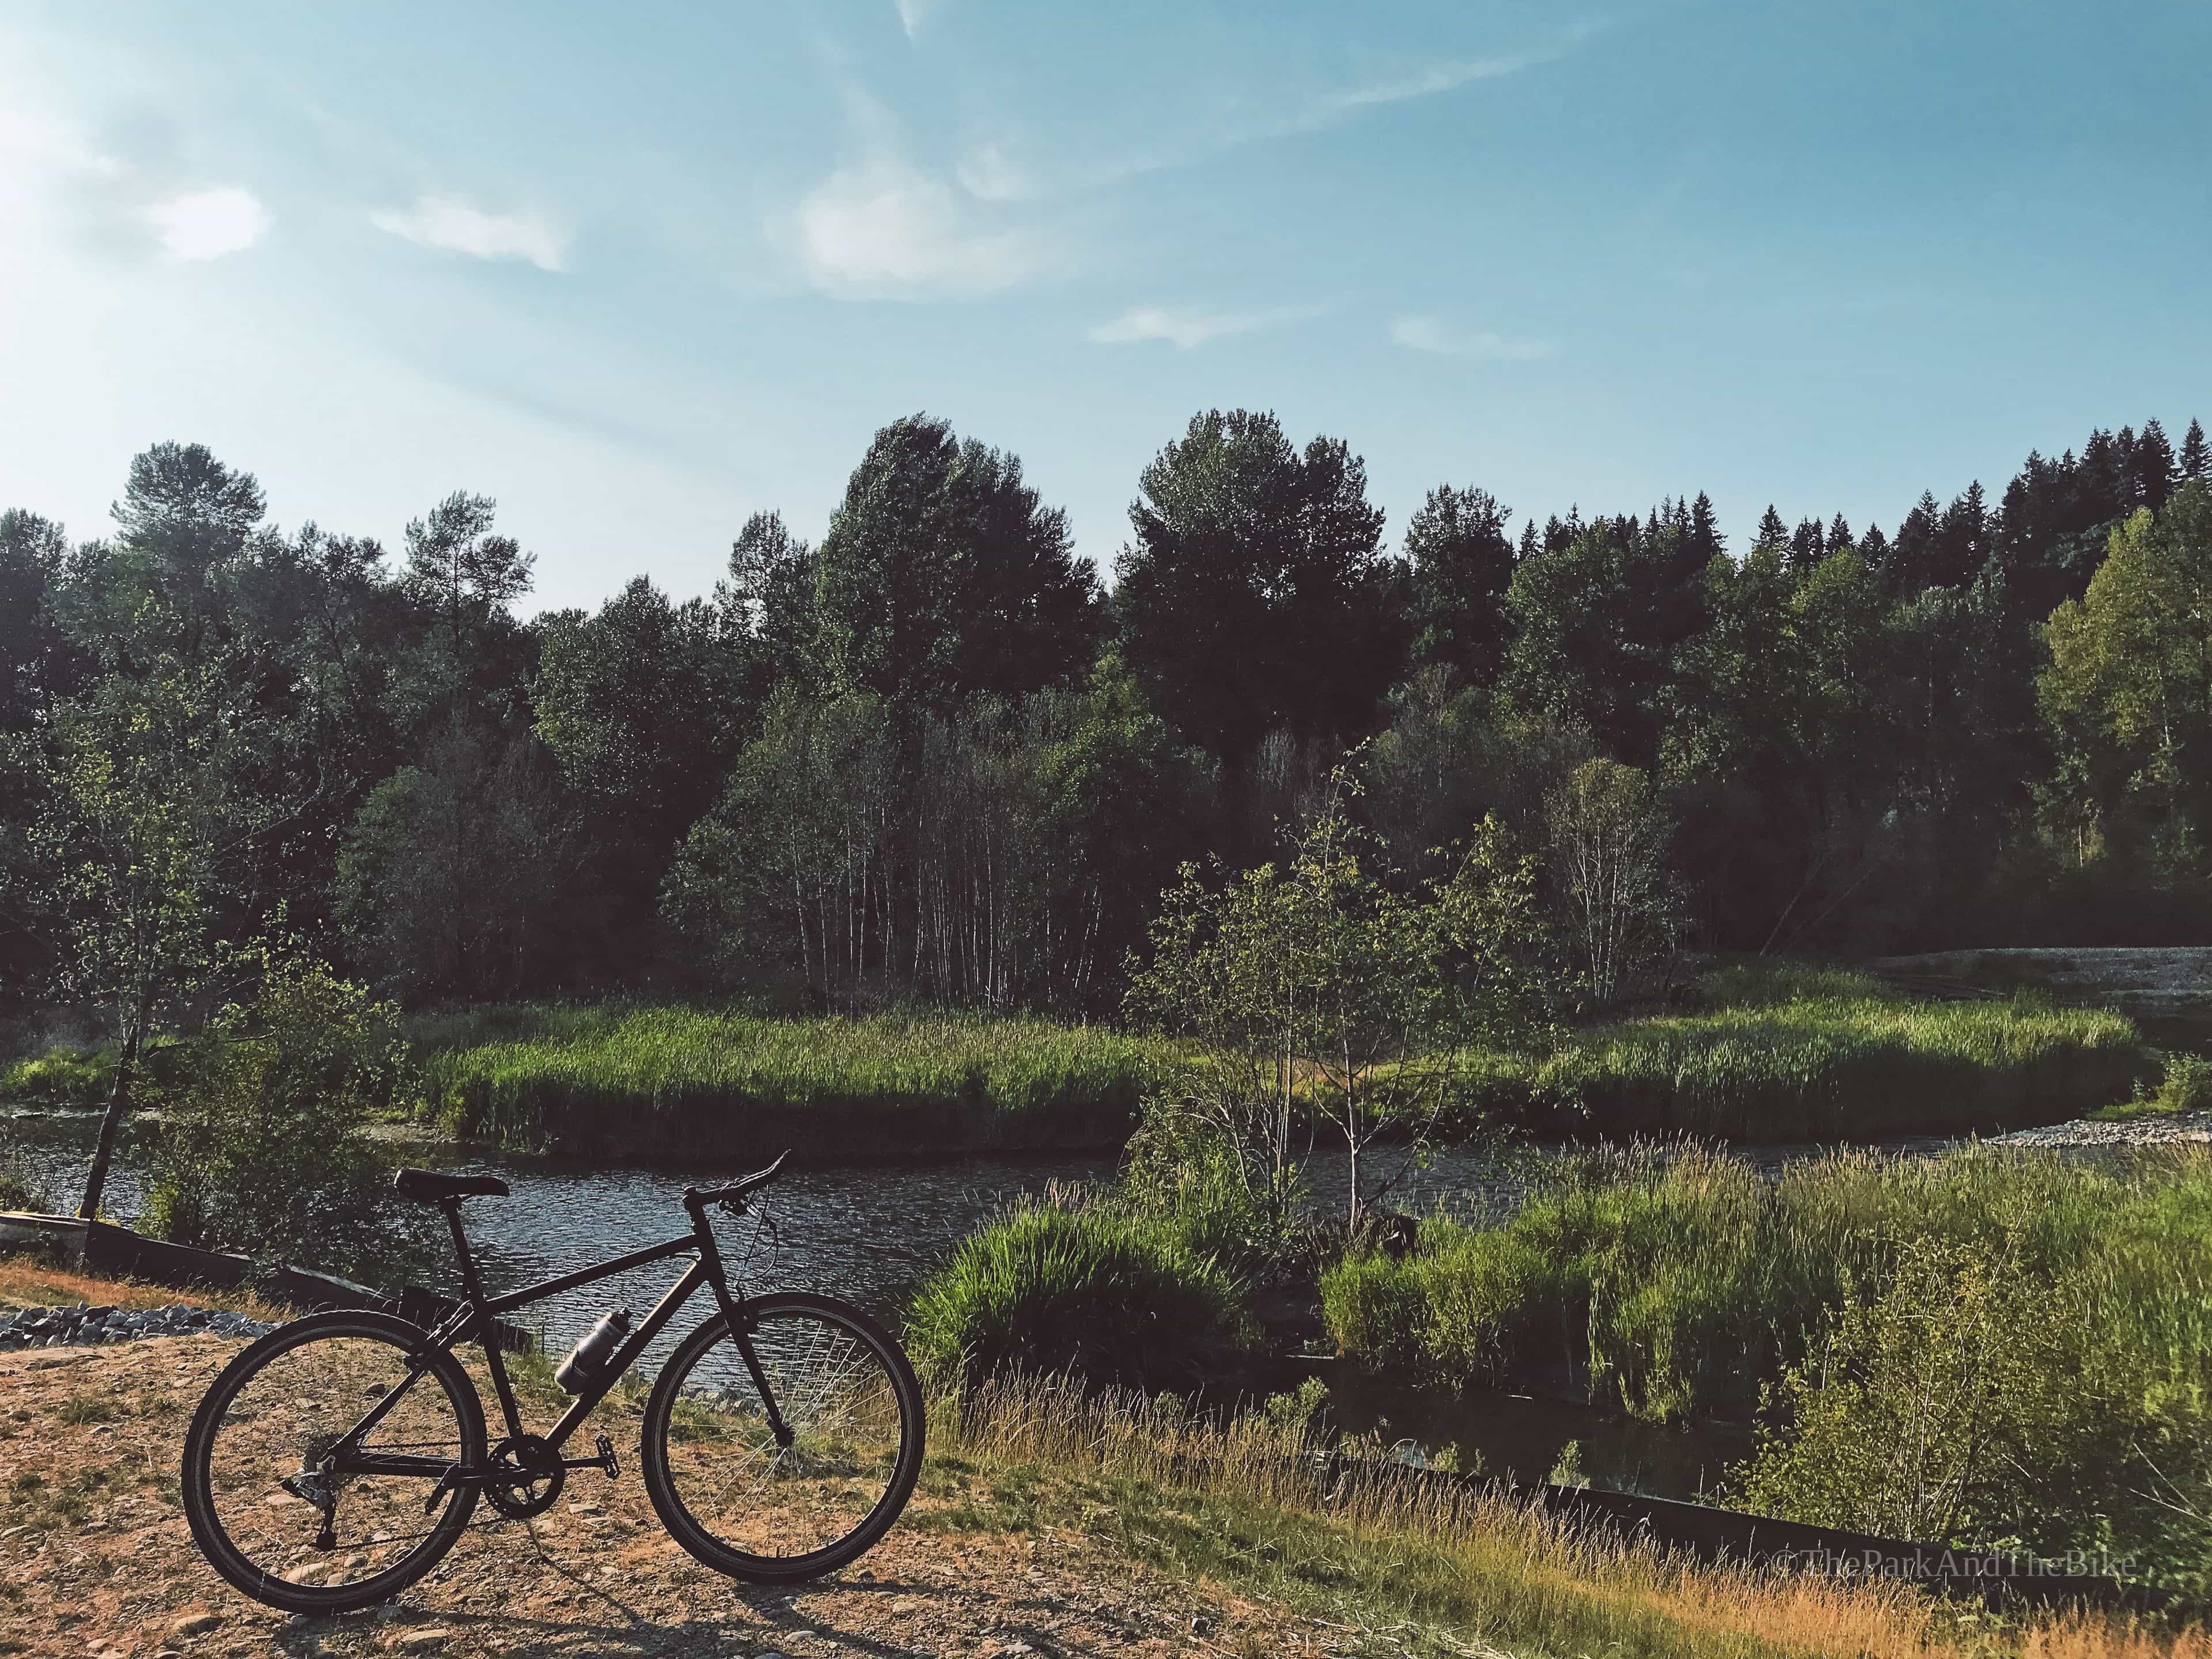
[1483,965,2150,1139]
[1325,1140,2212,1423]
[415,1006,1174,1158]
[937,1370,2199,1659]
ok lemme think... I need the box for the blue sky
[2,1,2207,613]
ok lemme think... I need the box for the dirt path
[0,1334,1354,1659]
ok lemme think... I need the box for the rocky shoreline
[0,1300,276,1350]
[1991,1111,2212,1149]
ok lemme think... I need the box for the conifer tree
[1688,492,1724,562]
[1788,517,1825,574]
[2136,418,2180,512]
[1755,505,1789,549]
[2180,419,2209,483]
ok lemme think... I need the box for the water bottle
[554,1309,633,1394]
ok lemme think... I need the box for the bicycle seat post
[440,1200,490,1321]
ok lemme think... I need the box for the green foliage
[2099,1050,2212,1120]
[0,1128,48,1213]
[664,662,1205,1011]
[1117,1097,1286,1272]
[1126,783,1551,1229]
[416,1005,1168,1158]
[1112,408,1399,768]
[1733,1221,2212,1594]
[0,1044,107,1108]
[906,1199,1254,1391]
[335,726,581,1002]
[2043,484,2212,884]
[1321,1134,2212,1532]
[812,413,1102,713]
[1404,484,1515,690]
[1472,958,2147,1139]
[1545,757,1680,1005]
[142,946,423,1283]
[530,575,752,978]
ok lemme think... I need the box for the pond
[5,1110,1941,1505]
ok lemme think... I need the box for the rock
[171,1610,224,1637]
[388,1628,449,1653]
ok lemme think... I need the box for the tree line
[4,407,2210,1041]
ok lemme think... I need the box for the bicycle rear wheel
[641,1291,923,1582]
[182,1310,486,1614]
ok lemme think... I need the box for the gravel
[0,1300,277,1350]
[1990,1111,2212,1149]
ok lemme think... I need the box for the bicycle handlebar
[685,1150,791,1211]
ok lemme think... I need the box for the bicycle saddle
[393,1169,510,1205]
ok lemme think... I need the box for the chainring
[483,1433,567,1520]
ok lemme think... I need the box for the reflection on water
[1320,1362,1757,1502]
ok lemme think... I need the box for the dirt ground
[0,1333,1355,1659]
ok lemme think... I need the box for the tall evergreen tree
[1787,517,1825,575]
[1755,505,1789,549]
[2182,419,2210,484]
[1404,484,1516,688]
[1688,492,1724,563]
[2136,418,2180,513]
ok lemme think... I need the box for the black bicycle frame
[328,1191,790,1485]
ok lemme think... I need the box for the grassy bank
[937,1369,2203,1659]
[1322,1142,2212,1588]
[403,961,2150,1165]
[1476,961,2153,1139]
[414,1005,1173,1160]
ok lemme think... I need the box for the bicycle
[180,1153,925,1615]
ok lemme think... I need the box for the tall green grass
[410,959,2148,1161]
[1324,1142,2212,1582]
[415,1006,1174,1160]
[907,1199,1254,1389]
[1324,1141,2212,1422]
[1467,961,2151,1139]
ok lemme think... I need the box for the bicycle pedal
[595,1434,620,1479]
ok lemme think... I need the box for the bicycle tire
[181,1310,487,1614]
[640,1291,925,1582]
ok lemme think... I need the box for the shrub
[142,949,425,1283]
[0,1130,49,1213]
[1732,1228,2212,1595]
[907,1201,1254,1391]
[1323,1141,2212,1427]
[0,1045,108,1109]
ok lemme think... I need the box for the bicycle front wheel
[641,1291,923,1582]
[182,1310,486,1614]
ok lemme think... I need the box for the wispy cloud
[371,195,568,271]
[1089,304,1317,349]
[892,0,942,40]
[1297,53,1543,130]
[793,151,1042,298]
[144,186,268,261]
[1391,315,1551,360]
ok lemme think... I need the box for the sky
[2,1,2208,615]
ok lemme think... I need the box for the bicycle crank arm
[562,1435,620,1479]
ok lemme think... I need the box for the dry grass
[940,1370,2207,1659]
[0,1250,292,1321]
